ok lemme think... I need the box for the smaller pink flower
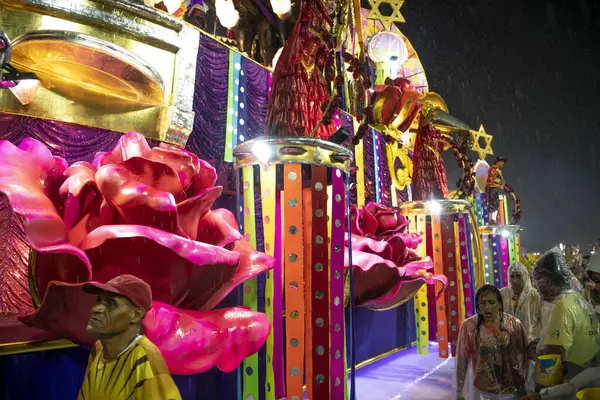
[345,202,446,310]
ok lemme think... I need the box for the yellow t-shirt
[78,336,181,400]
[543,292,600,367]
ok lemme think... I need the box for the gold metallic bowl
[12,31,165,110]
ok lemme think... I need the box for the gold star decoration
[469,124,494,160]
[367,0,406,30]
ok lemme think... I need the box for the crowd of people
[456,245,600,400]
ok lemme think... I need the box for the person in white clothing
[500,262,542,342]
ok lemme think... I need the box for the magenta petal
[91,132,152,169]
[188,158,218,196]
[18,281,97,347]
[195,208,243,247]
[182,240,275,311]
[346,234,393,259]
[177,187,223,240]
[96,162,187,237]
[144,302,271,374]
[362,273,448,310]
[148,144,198,191]
[344,247,398,273]
[80,225,241,306]
[34,246,92,299]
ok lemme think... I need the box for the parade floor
[354,342,455,400]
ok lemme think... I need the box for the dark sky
[399,0,600,253]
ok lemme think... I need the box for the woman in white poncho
[500,262,541,394]
[500,262,542,342]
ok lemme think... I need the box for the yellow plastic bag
[576,388,600,400]
[536,354,564,387]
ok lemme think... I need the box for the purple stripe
[457,214,474,317]
[273,190,285,399]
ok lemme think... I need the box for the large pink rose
[0,133,274,374]
[345,203,446,310]
[349,202,409,238]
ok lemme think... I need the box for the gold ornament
[367,0,406,29]
[385,139,413,190]
[470,124,494,160]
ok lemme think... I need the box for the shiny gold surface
[0,338,76,356]
[0,0,199,145]
[478,224,521,236]
[399,199,472,216]
[233,137,354,173]
[12,31,165,110]
[385,141,413,191]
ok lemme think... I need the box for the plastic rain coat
[500,262,542,342]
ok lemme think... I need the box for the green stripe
[224,49,235,162]
[242,167,259,399]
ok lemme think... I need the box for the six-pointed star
[367,0,406,29]
[470,124,494,160]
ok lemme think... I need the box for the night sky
[398,0,600,253]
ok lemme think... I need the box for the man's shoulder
[138,336,170,375]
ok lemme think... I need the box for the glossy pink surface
[20,283,271,375]
[345,202,447,310]
[1,133,274,374]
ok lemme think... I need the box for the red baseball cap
[83,275,152,312]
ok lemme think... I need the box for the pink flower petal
[361,273,447,310]
[144,302,271,374]
[91,132,152,169]
[148,144,198,191]
[188,158,217,197]
[176,187,224,240]
[18,281,97,347]
[195,208,243,247]
[80,225,241,306]
[95,161,187,237]
[346,234,393,260]
[0,139,92,296]
[181,240,275,311]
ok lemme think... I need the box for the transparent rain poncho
[500,262,542,342]
[533,247,600,371]
[456,312,529,399]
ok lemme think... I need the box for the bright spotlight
[428,200,442,214]
[252,141,272,165]
[500,230,510,238]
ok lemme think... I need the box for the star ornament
[367,0,406,29]
[470,124,494,160]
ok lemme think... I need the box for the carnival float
[0,0,522,398]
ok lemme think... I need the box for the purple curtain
[185,35,230,162]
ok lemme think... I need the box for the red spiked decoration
[411,114,449,201]
[264,0,335,139]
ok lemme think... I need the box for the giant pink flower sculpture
[345,202,447,310]
[0,133,274,374]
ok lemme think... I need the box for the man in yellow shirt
[78,274,182,400]
[533,247,599,378]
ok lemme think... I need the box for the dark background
[399,0,600,253]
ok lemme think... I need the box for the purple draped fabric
[245,61,269,141]
[363,128,376,203]
[186,34,230,162]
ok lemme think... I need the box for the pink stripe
[273,192,285,398]
[500,236,510,287]
[330,169,345,398]
[457,214,474,317]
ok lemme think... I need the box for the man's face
[86,292,142,338]
[532,268,562,302]
[509,270,525,293]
